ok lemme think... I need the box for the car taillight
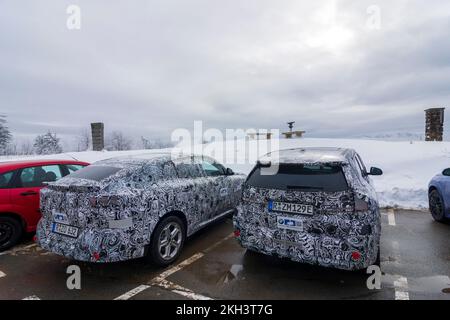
[234,229,241,238]
[355,198,369,212]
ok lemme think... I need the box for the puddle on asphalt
[219,264,244,284]
[409,275,450,294]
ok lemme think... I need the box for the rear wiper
[286,185,324,190]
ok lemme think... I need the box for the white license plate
[52,222,79,238]
[277,216,303,231]
[269,201,314,215]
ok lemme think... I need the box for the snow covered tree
[0,115,12,154]
[107,131,132,151]
[33,132,63,155]
[75,128,91,151]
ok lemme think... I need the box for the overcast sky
[1,0,450,145]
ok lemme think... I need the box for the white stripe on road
[388,209,396,226]
[153,278,213,300]
[114,285,151,300]
[112,233,233,300]
[394,277,409,300]
[0,270,6,278]
[22,295,41,300]
[0,243,37,256]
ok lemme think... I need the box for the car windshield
[246,163,348,192]
[67,165,121,182]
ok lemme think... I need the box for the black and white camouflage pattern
[233,148,381,271]
[37,154,245,262]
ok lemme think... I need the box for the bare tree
[76,128,91,152]
[20,139,34,155]
[107,131,132,151]
[141,136,173,149]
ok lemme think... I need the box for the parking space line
[388,209,396,226]
[0,270,6,278]
[22,295,41,300]
[112,233,234,300]
[114,285,151,300]
[394,277,409,300]
[154,279,213,300]
[0,243,37,256]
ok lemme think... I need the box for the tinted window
[19,165,63,188]
[68,165,121,181]
[246,164,348,192]
[201,160,225,177]
[0,171,14,189]
[173,157,204,178]
[65,164,86,175]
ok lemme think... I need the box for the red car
[0,160,89,251]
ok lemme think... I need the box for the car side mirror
[226,168,234,176]
[368,167,383,176]
[442,168,450,176]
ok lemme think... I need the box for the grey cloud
[1,0,450,147]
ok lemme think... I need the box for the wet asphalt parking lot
[0,209,449,300]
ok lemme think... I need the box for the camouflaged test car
[36,153,245,266]
[233,147,383,271]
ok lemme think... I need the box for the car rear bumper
[233,207,380,271]
[36,219,146,263]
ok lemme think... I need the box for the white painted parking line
[22,295,41,300]
[388,209,396,226]
[114,285,151,300]
[153,278,213,300]
[0,270,6,278]
[112,233,234,300]
[394,277,409,300]
[0,243,37,256]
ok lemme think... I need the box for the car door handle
[20,191,38,196]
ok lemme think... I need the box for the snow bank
[2,138,449,209]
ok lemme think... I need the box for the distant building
[425,108,445,141]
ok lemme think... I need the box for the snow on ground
[2,138,449,209]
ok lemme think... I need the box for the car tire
[147,215,186,267]
[429,189,446,222]
[0,216,23,252]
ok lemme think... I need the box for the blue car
[428,168,450,222]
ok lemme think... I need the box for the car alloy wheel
[158,222,183,261]
[429,190,445,222]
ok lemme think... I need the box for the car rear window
[246,164,348,192]
[68,165,121,182]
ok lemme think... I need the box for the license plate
[269,201,314,215]
[52,222,79,238]
[277,216,303,231]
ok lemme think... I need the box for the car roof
[95,152,196,167]
[260,147,355,164]
[0,159,89,172]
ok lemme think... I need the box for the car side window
[65,164,86,175]
[0,171,15,189]
[354,154,368,177]
[19,165,63,188]
[173,157,204,179]
[201,159,226,177]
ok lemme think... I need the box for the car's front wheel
[429,189,446,222]
[147,215,186,267]
[0,216,23,252]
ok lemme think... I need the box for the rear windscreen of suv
[68,165,121,182]
[246,163,349,192]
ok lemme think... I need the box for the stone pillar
[425,108,445,141]
[91,122,104,151]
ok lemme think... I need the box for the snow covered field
[2,138,448,209]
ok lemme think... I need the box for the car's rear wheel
[0,216,23,252]
[147,215,185,267]
[429,189,446,222]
